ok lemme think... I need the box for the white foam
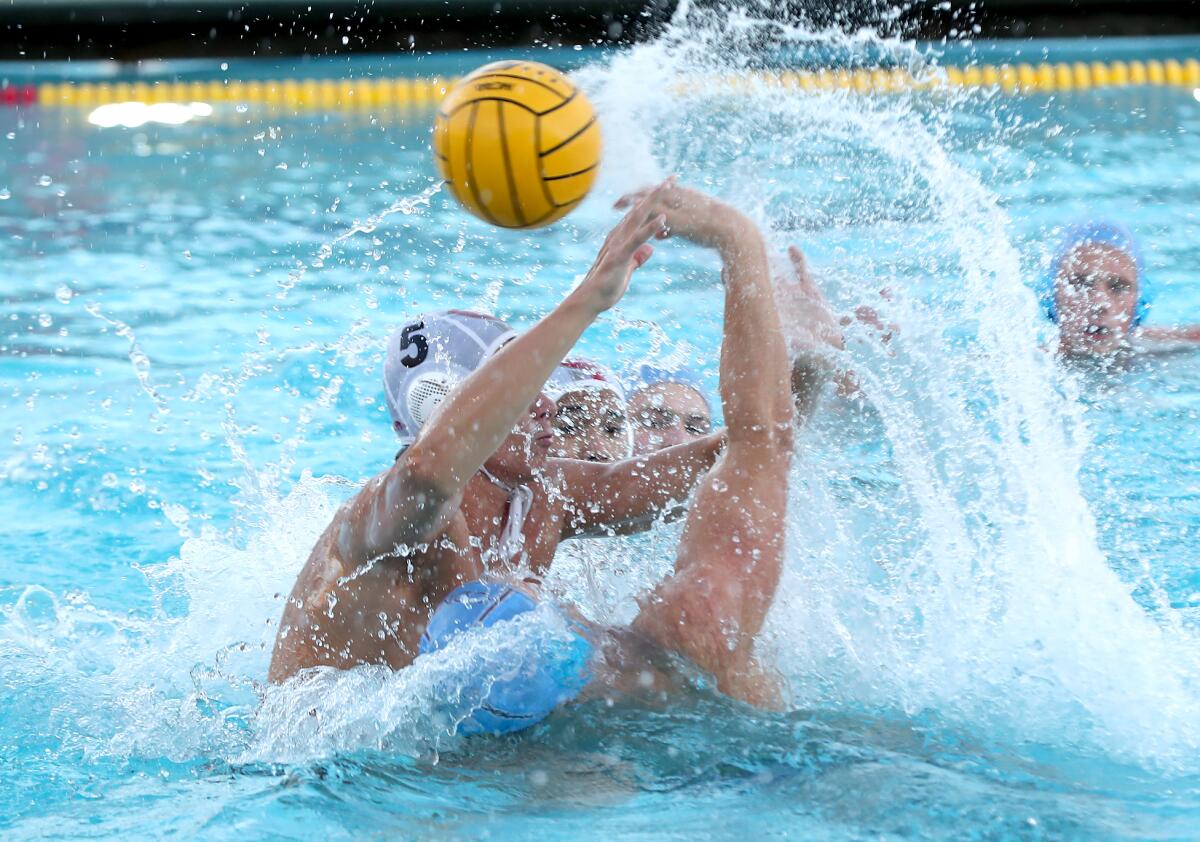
[575,5,1200,769]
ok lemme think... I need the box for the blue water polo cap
[626,363,711,411]
[419,580,593,736]
[1035,220,1154,326]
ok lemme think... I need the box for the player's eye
[638,411,673,430]
[555,416,578,435]
[685,416,712,435]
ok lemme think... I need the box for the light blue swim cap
[1035,220,1154,326]
[419,580,593,736]
[626,364,711,411]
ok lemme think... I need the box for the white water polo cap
[544,358,626,404]
[383,310,516,442]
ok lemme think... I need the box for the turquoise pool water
[4,13,1200,839]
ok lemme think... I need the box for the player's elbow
[770,416,796,453]
[401,445,458,504]
[731,414,794,454]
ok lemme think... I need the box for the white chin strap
[479,466,534,572]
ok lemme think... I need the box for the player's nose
[531,393,555,420]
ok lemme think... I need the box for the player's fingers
[854,305,883,329]
[616,174,673,212]
[788,244,807,273]
[632,177,676,222]
[788,245,820,295]
[631,213,668,246]
[631,243,655,269]
[614,188,650,210]
[606,194,656,250]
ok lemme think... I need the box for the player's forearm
[562,430,725,537]
[626,430,725,509]
[716,223,793,438]
[405,294,596,498]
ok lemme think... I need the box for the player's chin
[516,431,554,462]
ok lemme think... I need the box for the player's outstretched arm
[1138,325,1200,345]
[616,181,792,443]
[776,245,845,421]
[334,183,672,568]
[559,181,790,537]
[557,430,726,536]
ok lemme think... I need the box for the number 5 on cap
[400,322,429,368]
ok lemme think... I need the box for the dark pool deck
[0,0,1198,61]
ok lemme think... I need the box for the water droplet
[129,478,146,494]
[275,162,288,170]
[36,175,52,187]
[55,285,73,303]
[37,314,52,328]
[182,250,192,261]
[101,472,118,488]
[0,188,10,200]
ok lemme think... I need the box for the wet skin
[269,396,564,680]
[629,382,713,454]
[550,388,630,463]
[1054,243,1139,357]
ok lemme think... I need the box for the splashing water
[574,4,1200,771]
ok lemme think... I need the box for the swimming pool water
[3,18,1200,840]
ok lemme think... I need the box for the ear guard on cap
[406,371,459,428]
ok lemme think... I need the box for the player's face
[629,383,713,454]
[1054,244,1139,356]
[488,393,557,477]
[550,389,630,463]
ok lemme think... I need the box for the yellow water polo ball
[432,60,602,229]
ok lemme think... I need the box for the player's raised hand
[615,179,752,251]
[779,245,844,356]
[575,179,671,313]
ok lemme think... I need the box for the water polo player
[545,358,631,463]
[1037,220,1200,356]
[268,180,839,732]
